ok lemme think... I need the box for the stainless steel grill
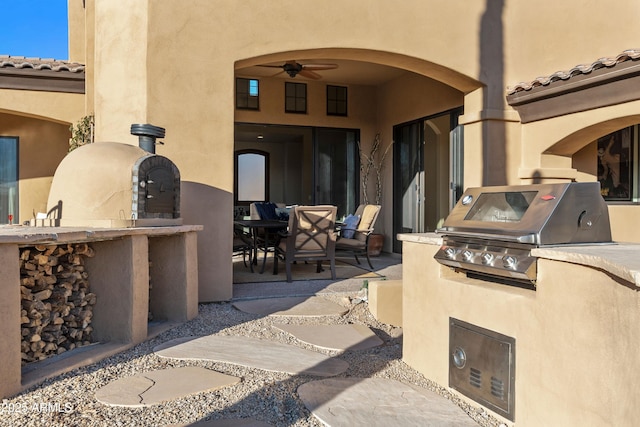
[434,182,612,286]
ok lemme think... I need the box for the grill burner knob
[481,252,494,265]
[462,250,474,261]
[444,247,457,259]
[503,255,517,269]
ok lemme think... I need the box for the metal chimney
[130,123,165,154]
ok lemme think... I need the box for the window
[0,137,18,224]
[327,85,347,116]
[235,150,269,203]
[285,82,307,113]
[597,126,634,201]
[236,78,259,110]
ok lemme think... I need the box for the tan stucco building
[3,0,639,300]
[2,1,640,422]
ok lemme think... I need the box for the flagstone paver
[153,335,349,377]
[274,323,383,351]
[232,296,348,317]
[298,377,479,427]
[95,366,240,407]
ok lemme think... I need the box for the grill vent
[491,376,505,400]
[470,368,482,388]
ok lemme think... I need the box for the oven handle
[437,229,538,245]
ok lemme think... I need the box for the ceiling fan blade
[298,69,322,79]
[301,63,338,71]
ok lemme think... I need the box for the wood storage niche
[19,243,96,365]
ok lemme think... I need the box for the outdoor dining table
[233,219,288,274]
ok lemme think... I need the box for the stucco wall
[402,238,640,426]
[0,113,69,223]
[82,0,640,300]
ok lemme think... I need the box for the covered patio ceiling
[237,58,412,86]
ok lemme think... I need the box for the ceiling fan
[258,60,338,79]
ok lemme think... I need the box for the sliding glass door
[234,124,358,219]
[0,137,18,224]
[392,109,463,252]
[314,128,358,219]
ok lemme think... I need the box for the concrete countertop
[532,243,640,287]
[0,224,204,245]
[397,232,442,245]
[398,232,640,288]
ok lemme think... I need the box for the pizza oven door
[134,155,180,219]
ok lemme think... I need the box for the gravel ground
[1,293,506,427]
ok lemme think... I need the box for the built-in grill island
[434,182,612,288]
[45,124,181,227]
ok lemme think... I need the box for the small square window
[285,82,307,114]
[236,78,259,110]
[327,85,347,116]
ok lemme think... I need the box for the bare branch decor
[358,132,393,205]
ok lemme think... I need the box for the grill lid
[434,182,612,286]
[436,182,611,246]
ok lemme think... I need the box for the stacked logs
[19,243,97,365]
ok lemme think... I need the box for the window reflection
[236,151,268,202]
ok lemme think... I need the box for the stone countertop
[532,243,640,287]
[398,232,640,288]
[0,224,204,245]
[397,232,442,245]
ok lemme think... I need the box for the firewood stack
[19,243,97,365]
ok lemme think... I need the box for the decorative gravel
[1,294,506,427]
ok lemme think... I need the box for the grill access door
[449,318,515,421]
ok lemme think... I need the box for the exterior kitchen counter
[531,243,640,287]
[0,224,203,244]
[399,232,640,426]
[398,232,640,288]
[0,224,202,400]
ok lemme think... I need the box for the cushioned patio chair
[335,204,381,269]
[274,205,337,282]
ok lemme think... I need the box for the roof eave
[0,67,85,94]
[507,59,640,124]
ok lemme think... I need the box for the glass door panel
[0,137,18,224]
[314,128,358,219]
[392,109,463,253]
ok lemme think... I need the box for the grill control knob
[462,250,474,261]
[444,247,456,259]
[481,252,494,265]
[503,255,517,269]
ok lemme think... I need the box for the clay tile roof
[507,48,640,95]
[0,55,85,73]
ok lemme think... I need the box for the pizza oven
[45,124,181,227]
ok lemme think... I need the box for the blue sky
[0,0,68,59]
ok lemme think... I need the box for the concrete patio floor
[232,253,403,300]
[15,252,490,426]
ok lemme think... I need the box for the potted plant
[358,132,392,256]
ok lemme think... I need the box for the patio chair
[335,204,381,269]
[274,205,337,282]
[233,224,253,267]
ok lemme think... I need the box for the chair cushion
[341,214,360,239]
[275,207,290,221]
[358,206,377,231]
[336,236,365,249]
[255,202,279,220]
